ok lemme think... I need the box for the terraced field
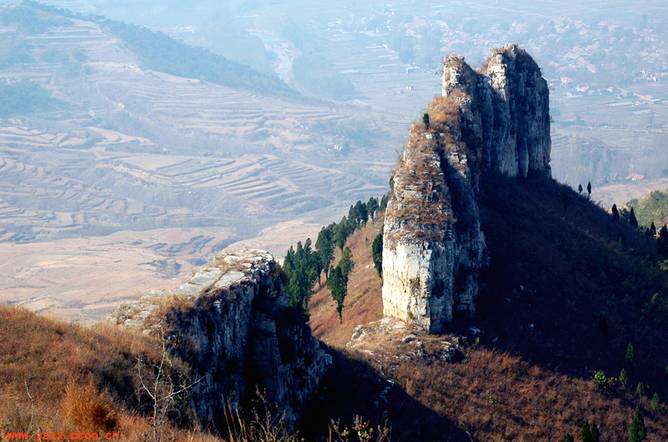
[0,4,399,320]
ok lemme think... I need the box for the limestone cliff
[382,44,550,333]
[109,249,331,431]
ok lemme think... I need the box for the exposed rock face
[109,249,331,431]
[442,44,551,178]
[382,45,550,333]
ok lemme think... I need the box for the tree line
[611,203,668,259]
[282,195,388,317]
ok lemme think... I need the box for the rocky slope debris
[109,249,331,431]
[382,45,550,333]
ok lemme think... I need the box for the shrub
[593,371,608,393]
[60,378,117,432]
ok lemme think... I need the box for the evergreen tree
[612,204,620,220]
[587,181,592,198]
[658,224,668,258]
[340,247,354,278]
[580,421,598,442]
[367,197,379,221]
[620,368,629,386]
[380,193,389,211]
[629,407,646,442]
[316,225,336,277]
[636,382,646,398]
[649,222,657,237]
[651,393,661,414]
[626,342,636,365]
[335,216,350,251]
[578,184,584,194]
[327,266,347,322]
[562,434,574,442]
[372,232,383,277]
[423,112,430,129]
[629,208,639,229]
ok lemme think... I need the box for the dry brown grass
[60,378,118,432]
[309,176,668,440]
[309,219,384,346]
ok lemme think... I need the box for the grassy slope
[308,219,384,347]
[308,176,668,441]
[0,306,222,441]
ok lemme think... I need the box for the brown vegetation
[308,175,668,440]
[309,219,384,347]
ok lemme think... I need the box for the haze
[0,0,666,321]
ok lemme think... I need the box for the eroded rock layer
[383,44,550,333]
[109,249,331,431]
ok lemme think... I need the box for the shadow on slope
[477,176,668,389]
[300,346,470,442]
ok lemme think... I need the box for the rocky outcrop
[109,249,331,432]
[442,44,551,178]
[382,45,550,333]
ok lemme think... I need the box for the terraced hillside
[0,3,399,320]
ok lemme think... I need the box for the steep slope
[308,43,668,436]
[309,178,668,440]
[309,219,384,346]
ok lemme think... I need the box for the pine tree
[620,368,629,386]
[625,342,636,365]
[587,181,592,198]
[423,113,430,129]
[629,407,646,442]
[367,197,379,221]
[651,392,661,413]
[629,208,639,229]
[580,421,599,442]
[380,193,389,211]
[327,266,347,322]
[658,224,668,258]
[335,216,350,251]
[649,222,657,237]
[316,225,335,277]
[340,247,354,278]
[636,382,646,398]
[372,232,383,277]
[612,204,620,220]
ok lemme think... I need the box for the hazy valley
[0,0,666,322]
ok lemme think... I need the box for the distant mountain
[23,1,301,99]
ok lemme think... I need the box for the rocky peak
[442,43,551,178]
[109,249,331,432]
[382,45,551,334]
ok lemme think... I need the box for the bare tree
[136,332,202,442]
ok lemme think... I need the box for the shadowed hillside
[308,176,668,440]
